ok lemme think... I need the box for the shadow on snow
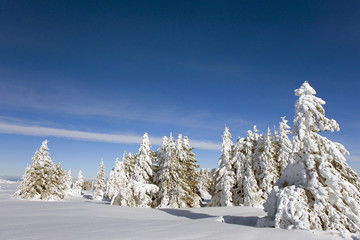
[159,208,260,227]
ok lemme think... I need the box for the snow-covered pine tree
[131,133,158,207]
[208,127,235,207]
[123,151,136,181]
[92,160,106,200]
[50,163,67,199]
[72,170,84,196]
[64,169,73,196]
[111,154,134,206]
[106,157,129,202]
[232,136,246,205]
[276,116,292,174]
[15,140,66,200]
[198,168,212,199]
[178,135,201,207]
[253,128,279,201]
[242,127,263,207]
[258,81,360,234]
[155,134,183,208]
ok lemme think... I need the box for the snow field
[0,181,343,240]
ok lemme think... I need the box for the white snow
[0,180,344,240]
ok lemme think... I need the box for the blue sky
[0,0,359,178]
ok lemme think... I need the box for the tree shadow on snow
[159,209,260,228]
[222,215,259,227]
[159,208,215,220]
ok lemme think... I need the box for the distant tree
[276,116,292,174]
[208,127,235,207]
[131,133,158,207]
[232,137,246,205]
[14,140,66,200]
[241,127,263,207]
[92,160,106,200]
[258,81,360,234]
[64,169,73,196]
[198,168,212,199]
[106,157,128,202]
[71,170,84,196]
[177,135,201,207]
[123,151,136,181]
[253,128,279,200]
[155,134,183,208]
[111,155,133,206]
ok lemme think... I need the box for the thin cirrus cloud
[0,122,221,151]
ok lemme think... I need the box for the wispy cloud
[0,122,221,151]
[0,79,250,132]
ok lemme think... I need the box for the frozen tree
[110,155,133,206]
[232,137,246,205]
[106,157,129,202]
[208,127,235,207]
[276,116,292,173]
[258,81,360,235]
[155,134,183,208]
[131,133,158,207]
[93,160,106,200]
[253,128,279,200]
[178,135,201,207]
[15,140,66,200]
[155,134,201,208]
[64,169,73,196]
[198,168,212,199]
[123,151,136,180]
[240,127,263,207]
[71,170,84,196]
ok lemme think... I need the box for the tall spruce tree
[131,133,158,207]
[179,136,201,207]
[155,134,183,207]
[105,158,128,201]
[276,116,292,173]
[253,128,279,201]
[242,127,263,207]
[92,160,106,200]
[208,127,235,207]
[258,81,360,234]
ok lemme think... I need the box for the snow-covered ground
[0,180,345,240]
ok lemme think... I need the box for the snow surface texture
[0,180,344,240]
[258,81,360,236]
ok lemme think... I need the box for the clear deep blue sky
[0,0,359,178]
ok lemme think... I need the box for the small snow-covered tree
[258,81,360,235]
[198,168,212,199]
[208,127,235,207]
[276,116,292,174]
[123,151,136,180]
[64,169,73,196]
[106,157,128,202]
[155,134,182,208]
[177,135,201,207]
[111,154,134,206]
[92,160,106,200]
[232,137,246,205]
[72,170,84,196]
[15,140,66,200]
[155,134,201,208]
[241,127,263,207]
[253,128,279,200]
[131,133,158,207]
